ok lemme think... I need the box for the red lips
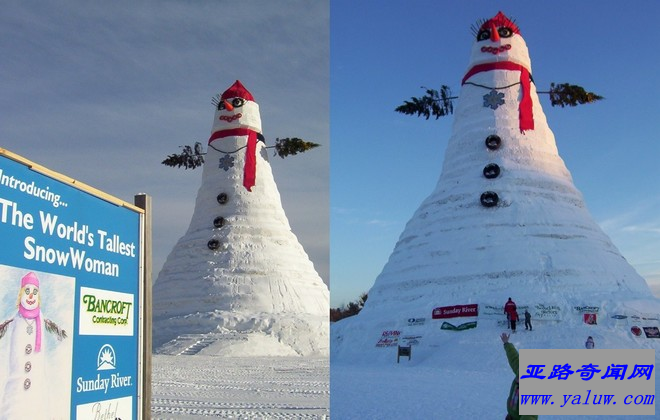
[219,113,242,123]
[481,44,511,55]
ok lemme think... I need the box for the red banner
[432,304,478,319]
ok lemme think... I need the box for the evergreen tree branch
[273,137,321,158]
[538,83,604,107]
[395,86,456,119]
[162,142,206,169]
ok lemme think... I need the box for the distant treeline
[330,292,367,322]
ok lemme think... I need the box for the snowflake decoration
[483,89,505,109]
[218,154,235,171]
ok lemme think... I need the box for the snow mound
[157,312,328,357]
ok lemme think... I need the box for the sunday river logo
[76,344,132,394]
[432,304,478,319]
[75,344,134,419]
[97,344,117,371]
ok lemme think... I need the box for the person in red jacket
[504,297,517,329]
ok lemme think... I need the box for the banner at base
[440,321,477,331]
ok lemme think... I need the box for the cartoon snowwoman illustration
[0,272,67,419]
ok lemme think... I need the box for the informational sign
[481,304,505,316]
[533,304,562,321]
[400,335,422,346]
[432,304,478,319]
[573,305,600,314]
[406,317,426,326]
[375,330,400,347]
[642,327,660,339]
[0,150,148,419]
[481,303,529,318]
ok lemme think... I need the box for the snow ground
[331,317,660,419]
[151,355,329,419]
[331,356,658,420]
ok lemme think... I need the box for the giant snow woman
[153,81,329,356]
[333,12,659,359]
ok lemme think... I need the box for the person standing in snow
[524,310,532,331]
[504,298,517,329]
[510,311,519,333]
[501,333,538,420]
[585,336,595,349]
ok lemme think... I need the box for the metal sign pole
[135,194,152,419]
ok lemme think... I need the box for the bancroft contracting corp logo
[79,286,134,336]
[97,344,116,371]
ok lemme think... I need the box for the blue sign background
[0,153,142,418]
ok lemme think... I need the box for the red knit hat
[220,80,255,101]
[479,11,520,35]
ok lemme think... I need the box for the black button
[480,191,499,207]
[483,163,501,179]
[485,135,502,150]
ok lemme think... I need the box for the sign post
[0,149,151,419]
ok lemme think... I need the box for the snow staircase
[178,335,217,355]
[156,330,250,355]
[176,331,249,355]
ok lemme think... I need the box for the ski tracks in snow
[151,355,329,419]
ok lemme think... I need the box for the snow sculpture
[333,12,658,358]
[153,81,328,356]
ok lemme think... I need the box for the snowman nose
[489,22,500,42]
[223,100,234,111]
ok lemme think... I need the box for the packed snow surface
[151,355,329,419]
[331,312,660,419]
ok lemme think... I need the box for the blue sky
[2,1,658,310]
[331,1,660,306]
[1,1,329,286]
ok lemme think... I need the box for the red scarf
[462,61,534,133]
[209,128,257,191]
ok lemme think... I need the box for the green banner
[440,321,477,331]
